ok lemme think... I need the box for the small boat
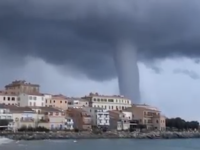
[73,140,77,143]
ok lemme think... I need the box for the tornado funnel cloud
[114,42,140,103]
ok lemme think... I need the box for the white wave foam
[0,137,12,145]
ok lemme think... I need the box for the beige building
[5,105,38,131]
[109,110,132,130]
[31,106,66,130]
[126,104,166,130]
[5,80,40,94]
[45,94,68,110]
[83,93,132,111]
[0,91,19,106]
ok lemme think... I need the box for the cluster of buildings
[0,80,166,131]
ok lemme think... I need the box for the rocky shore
[1,131,200,141]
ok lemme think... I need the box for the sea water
[0,138,200,150]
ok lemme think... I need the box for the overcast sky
[0,0,200,121]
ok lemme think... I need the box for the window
[12,97,15,101]
[7,97,10,101]
[53,100,55,103]
[50,100,51,103]
[29,102,32,106]
[34,102,36,106]
[60,101,62,103]
[3,97,5,100]
[29,96,32,100]
[41,103,44,106]
[34,97,37,100]
[108,99,114,102]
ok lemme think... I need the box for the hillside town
[0,80,166,132]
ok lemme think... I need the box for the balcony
[144,112,160,118]
[0,114,12,120]
[20,117,35,122]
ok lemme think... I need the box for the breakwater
[1,131,200,140]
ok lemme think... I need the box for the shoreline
[1,131,200,141]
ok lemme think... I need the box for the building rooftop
[5,105,35,113]
[84,92,131,100]
[0,90,18,96]
[67,97,88,101]
[52,94,68,99]
[5,80,39,87]
[134,104,160,111]
[30,106,62,112]
[21,92,44,96]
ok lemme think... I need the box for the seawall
[1,131,200,141]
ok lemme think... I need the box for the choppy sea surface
[0,137,200,150]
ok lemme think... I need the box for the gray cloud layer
[1,0,200,81]
[173,69,200,80]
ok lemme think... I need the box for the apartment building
[31,107,66,130]
[45,94,68,110]
[68,98,89,108]
[19,93,45,107]
[109,110,133,130]
[5,105,37,131]
[67,108,92,131]
[0,91,19,106]
[126,104,166,130]
[82,107,110,127]
[83,93,132,111]
[5,80,40,94]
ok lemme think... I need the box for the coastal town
[0,80,167,133]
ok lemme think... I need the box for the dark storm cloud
[0,0,200,80]
[173,69,200,80]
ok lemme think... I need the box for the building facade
[0,91,19,106]
[82,107,110,127]
[126,104,166,130]
[19,93,45,107]
[45,94,68,110]
[5,106,38,131]
[0,104,13,120]
[109,110,133,130]
[32,107,66,130]
[84,93,132,111]
[67,108,92,131]
[5,80,40,94]
[64,116,74,130]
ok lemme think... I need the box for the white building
[0,104,12,120]
[82,107,110,127]
[84,93,132,111]
[64,117,74,130]
[122,111,132,120]
[96,109,110,126]
[0,91,19,106]
[19,93,46,107]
